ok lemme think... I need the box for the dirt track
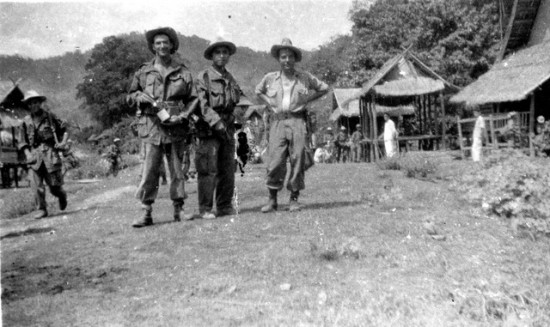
[2,158,549,326]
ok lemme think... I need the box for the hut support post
[457,116,465,159]
[530,93,535,157]
[372,95,379,161]
[440,91,446,150]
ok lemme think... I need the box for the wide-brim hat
[537,115,545,124]
[204,37,237,60]
[22,90,46,103]
[114,138,121,143]
[270,38,302,62]
[145,27,179,54]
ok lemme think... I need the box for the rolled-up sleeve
[308,73,329,92]
[255,75,268,96]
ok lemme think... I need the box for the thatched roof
[332,88,361,118]
[344,49,458,105]
[0,112,25,128]
[374,104,415,117]
[450,40,550,105]
[498,0,544,60]
[374,77,444,97]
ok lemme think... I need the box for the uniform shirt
[105,144,121,162]
[255,69,329,114]
[195,66,241,127]
[127,59,197,145]
[350,130,363,144]
[20,111,66,172]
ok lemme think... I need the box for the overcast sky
[0,0,354,59]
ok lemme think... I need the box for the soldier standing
[349,124,363,162]
[104,138,122,177]
[255,38,329,213]
[188,38,241,219]
[127,27,198,227]
[19,90,68,219]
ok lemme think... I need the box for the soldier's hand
[213,121,226,132]
[24,149,37,164]
[136,92,156,107]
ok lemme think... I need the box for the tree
[76,33,151,127]
[346,0,501,87]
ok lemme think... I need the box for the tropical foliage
[307,0,501,88]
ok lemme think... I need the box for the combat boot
[261,189,278,213]
[34,209,48,219]
[173,202,184,222]
[58,192,68,211]
[289,191,302,212]
[132,204,153,228]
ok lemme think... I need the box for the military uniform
[194,66,241,215]
[127,58,197,216]
[105,143,122,177]
[349,127,363,162]
[20,110,67,216]
[255,69,328,193]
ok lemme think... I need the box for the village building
[0,80,28,187]
[333,48,459,162]
[451,0,550,156]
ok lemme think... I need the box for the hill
[0,32,331,129]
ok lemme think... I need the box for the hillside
[0,32,329,129]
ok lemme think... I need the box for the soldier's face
[278,49,296,72]
[212,46,231,68]
[28,99,43,115]
[153,34,173,57]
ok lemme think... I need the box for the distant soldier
[334,126,350,163]
[103,138,122,177]
[127,27,198,227]
[19,90,68,219]
[349,124,363,162]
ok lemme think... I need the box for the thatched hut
[450,0,550,155]
[0,80,28,188]
[343,48,459,161]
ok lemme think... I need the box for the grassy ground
[1,152,549,326]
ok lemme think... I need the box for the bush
[376,154,437,179]
[450,150,550,237]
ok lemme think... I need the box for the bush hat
[145,27,179,54]
[204,37,236,60]
[22,90,46,103]
[270,38,302,62]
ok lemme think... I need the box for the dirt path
[2,160,549,326]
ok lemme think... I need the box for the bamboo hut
[0,80,28,188]
[450,0,550,155]
[343,48,459,161]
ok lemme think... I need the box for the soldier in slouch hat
[127,26,198,227]
[255,38,329,213]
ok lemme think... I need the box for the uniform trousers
[31,163,65,211]
[195,137,236,212]
[136,141,186,205]
[265,117,307,192]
